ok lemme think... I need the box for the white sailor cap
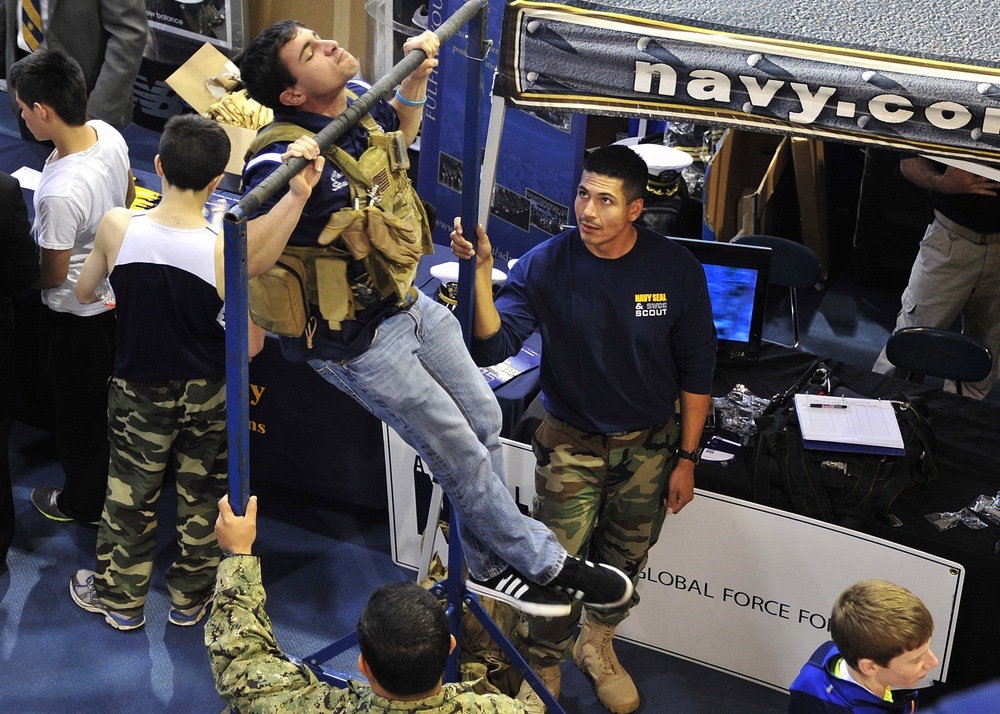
[614,137,693,175]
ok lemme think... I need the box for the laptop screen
[670,237,772,363]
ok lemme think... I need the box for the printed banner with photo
[417,0,587,262]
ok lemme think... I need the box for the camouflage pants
[519,414,677,666]
[94,376,228,618]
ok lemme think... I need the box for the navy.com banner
[500,1,1000,164]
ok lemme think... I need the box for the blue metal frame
[222,212,250,516]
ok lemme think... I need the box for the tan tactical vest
[246,101,433,344]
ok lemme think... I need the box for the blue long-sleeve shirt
[472,226,716,433]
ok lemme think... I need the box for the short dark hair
[158,115,230,191]
[357,581,451,697]
[831,580,934,669]
[583,145,648,203]
[239,20,304,111]
[9,48,88,126]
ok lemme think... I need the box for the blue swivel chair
[885,326,993,397]
[731,234,822,349]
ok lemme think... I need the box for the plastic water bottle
[96,277,116,308]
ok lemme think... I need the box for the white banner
[383,426,963,691]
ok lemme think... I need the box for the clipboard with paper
[792,394,906,455]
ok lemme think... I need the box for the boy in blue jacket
[789,580,938,713]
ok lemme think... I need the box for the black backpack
[751,393,937,530]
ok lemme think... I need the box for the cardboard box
[704,130,804,244]
[738,136,790,239]
[248,0,372,80]
[791,137,831,281]
[166,43,260,176]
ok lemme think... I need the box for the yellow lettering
[249,383,266,406]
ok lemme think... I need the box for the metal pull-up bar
[222,0,488,516]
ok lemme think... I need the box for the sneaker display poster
[145,0,245,51]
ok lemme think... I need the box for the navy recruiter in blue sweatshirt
[451,144,716,714]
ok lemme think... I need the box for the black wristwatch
[676,448,702,465]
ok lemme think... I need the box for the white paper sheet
[792,394,905,452]
[11,166,41,191]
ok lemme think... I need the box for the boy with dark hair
[10,48,89,125]
[69,114,231,630]
[8,48,135,527]
[208,495,525,712]
[788,579,939,713]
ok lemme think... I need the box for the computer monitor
[670,237,772,364]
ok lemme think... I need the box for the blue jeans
[308,291,565,582]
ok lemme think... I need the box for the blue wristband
[395,89,427,107]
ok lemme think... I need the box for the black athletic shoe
[31,486,99,526]
[467,567,572,618]
[548,556,633,610]
[31,486,74,522]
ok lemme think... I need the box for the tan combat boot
[572,612,640,713]
[515,663,562,714]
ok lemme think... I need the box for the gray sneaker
[168,591,214,627]
[69,569,145,631]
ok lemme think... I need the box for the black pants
[1,297,15,564]
[38,307,116,522]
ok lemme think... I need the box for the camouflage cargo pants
[519,414,677,665]
[94,376,228,618]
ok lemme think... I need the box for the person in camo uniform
[67,115,233,631]
[451,145,716,714]
[208,495,525,713]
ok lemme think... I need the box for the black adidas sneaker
[548,556,633,610]
[467,567,572,617]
